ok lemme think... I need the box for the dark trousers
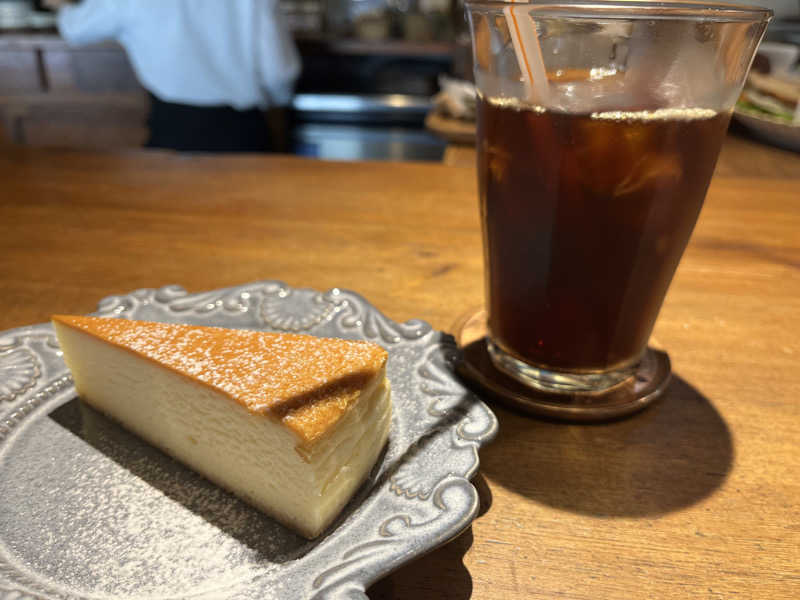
[145,93,272,152]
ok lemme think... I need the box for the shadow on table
[367,528,475,600]
[479,375,733,517]
[367,472,492,600]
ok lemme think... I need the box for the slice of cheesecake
[52,315,391,539]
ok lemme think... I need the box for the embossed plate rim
[0,281,498,600]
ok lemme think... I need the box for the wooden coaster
[452,308,671,422]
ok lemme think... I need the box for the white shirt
[58,0,301,109]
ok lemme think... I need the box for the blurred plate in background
[733,105,800,152]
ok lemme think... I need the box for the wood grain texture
[19,102,148,148]
[1,144,798,599]
[1,36,146,150]
[0,49,41,94]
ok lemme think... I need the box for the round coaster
[452,308,672,422]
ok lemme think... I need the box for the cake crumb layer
[52,315,388,446]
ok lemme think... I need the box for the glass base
[486,340,639,393]
[452,307,671,422]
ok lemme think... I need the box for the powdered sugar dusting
[2,401,308,599]
[53,316,387,445]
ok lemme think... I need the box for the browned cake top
[52,315,387,447]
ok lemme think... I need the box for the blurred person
[45,0,301,152]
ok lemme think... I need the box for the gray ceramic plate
[0,282,498,600]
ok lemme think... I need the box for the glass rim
[463,0,772,23]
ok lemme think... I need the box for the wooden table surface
[1,135,799,599]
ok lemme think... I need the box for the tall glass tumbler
[465,1,771,398]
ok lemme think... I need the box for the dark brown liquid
[478,98,730,372]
